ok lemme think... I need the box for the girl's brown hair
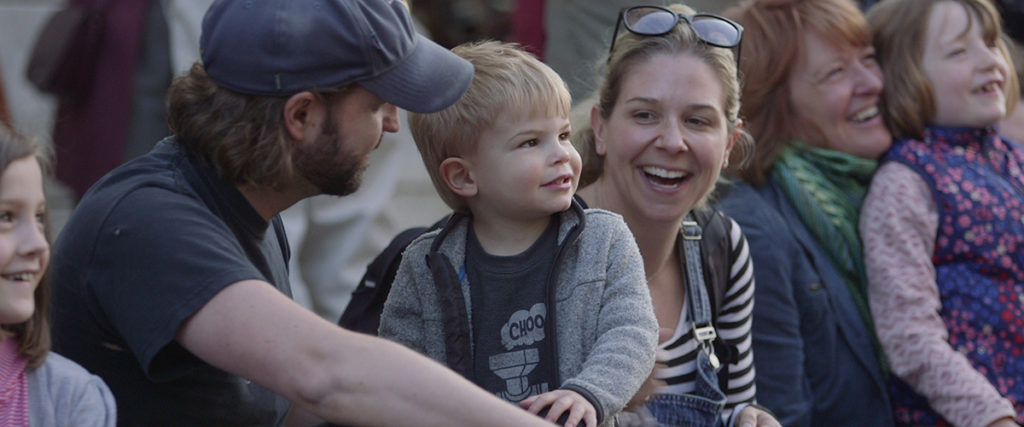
[723,0,873,185]
[0,125,53,369]
[868,0,1019,140]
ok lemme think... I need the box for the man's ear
[439,157,477,198]
[283,91,320,142]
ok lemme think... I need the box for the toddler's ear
[440,157,477,198]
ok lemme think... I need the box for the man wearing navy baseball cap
[48,1,553,425]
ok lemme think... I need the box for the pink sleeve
[860,163,1016,427]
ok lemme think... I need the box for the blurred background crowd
[0,0,1021,321]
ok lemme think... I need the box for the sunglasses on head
[608,5,744,66]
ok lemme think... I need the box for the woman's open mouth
[642,166,689,189]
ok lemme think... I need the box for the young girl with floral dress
[863,0,1022,425]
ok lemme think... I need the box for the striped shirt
[0,338,30,427]
[654,217,757,421]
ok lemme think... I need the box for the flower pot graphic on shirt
[489,348,548,401]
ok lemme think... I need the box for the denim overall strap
[681,217,720,370]
[644,214,728,427]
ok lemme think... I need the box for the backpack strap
[425,213,474,379]
[680,215,720,370]
[691,208,730,331]
[686,208,740,386]
[337,216,448,335]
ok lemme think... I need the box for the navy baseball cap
[199,0,473,113]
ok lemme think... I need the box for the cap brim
[360,34,473,114]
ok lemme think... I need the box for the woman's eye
[633,111,656,122]
[558,132,571,140]
[686,117,709,127]
[948,48,966,58]
[0,212,11,223]
[825,66,844,80]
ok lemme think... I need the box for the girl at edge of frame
[862,0,1023,425]
[0,127,117,427]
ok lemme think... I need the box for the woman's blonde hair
[409,40,572,212]
[572,3,753,195]
[868,0,1019,140]
[0,125,52,369]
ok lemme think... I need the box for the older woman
[573,3,777,426]
[714,0,893,426]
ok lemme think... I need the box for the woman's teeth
[851,106,879,123]
[643,166,688,188]
[643,166,686,179]
[976,82,1000,93]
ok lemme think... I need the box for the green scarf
[771,142,889,378]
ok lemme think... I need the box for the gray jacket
[29,352,116,427]
[380,204,658,425]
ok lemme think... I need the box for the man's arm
[177,279,553,427]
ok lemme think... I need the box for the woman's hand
[736,405,781,427]
[625,328,674,410]
[625,369,665,410]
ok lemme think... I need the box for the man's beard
[293,116,371,197]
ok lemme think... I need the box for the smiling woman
[713,0,896,425]
[587,53,733,225]
[571,3,780,426]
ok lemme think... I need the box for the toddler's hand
[520,389,597,427]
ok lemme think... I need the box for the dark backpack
[337,219,444,335]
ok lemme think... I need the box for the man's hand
[520,389,597,427]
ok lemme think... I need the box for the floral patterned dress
[864,126,1024,426]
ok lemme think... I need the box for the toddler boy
[379,40,658,427]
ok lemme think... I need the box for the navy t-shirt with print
[50,138,292,426]
[466,219,560,403]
